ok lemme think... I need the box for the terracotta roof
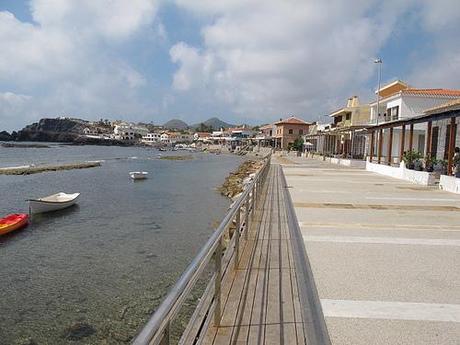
[194,132,210,137]
[259,124,274,130]
[274,116,310,125]
[424,98,460,115]
[401,88,460,97]
[231,126,250,131]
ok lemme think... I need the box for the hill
[191,117,234,130]
[16,118,88,142]
[163,119,189,130]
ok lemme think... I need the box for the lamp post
[373,58,382,161]
[374,58,382,126]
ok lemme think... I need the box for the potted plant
[402,150,422,170]
[414,158,423,171]
[424,155,434,172]
[433,159,447,175]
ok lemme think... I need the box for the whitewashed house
[113,123,148,141]
[141,132,161,144]
[368,81,460,163]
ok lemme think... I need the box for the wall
[366,161,436,185]
[401,96,458,119]
[276,123,309,149]
[351,106,371,126]
[439,175,460,194]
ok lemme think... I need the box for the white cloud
[0,0,159,131]
[171,0,460,122]
[0,92,37,131]
[408,0,460,88]
[30,0,157,41]
[170,0,404,121]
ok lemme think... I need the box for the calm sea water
[0,144,243,344]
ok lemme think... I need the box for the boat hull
[28,193,80,214]
[0,214,29,236]
[129,172,148,180]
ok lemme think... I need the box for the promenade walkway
[276,155,460,345]
[200,164,329,345]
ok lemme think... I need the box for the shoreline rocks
[219,159,264,199]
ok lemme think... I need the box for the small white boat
[129,171,148,180]
[28,192,80,214]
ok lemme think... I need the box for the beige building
[328,96,370,158]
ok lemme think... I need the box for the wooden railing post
[409,124,414,152]
[244,197,250,240]
[399,124,406,163]
[234,209,240,270]
[378,129,383,164]
[159,321,170,345]
[251,184,256,218]
[447,117,456,176]
[214,238,222,326]
[387,127,393,165]
[426,121,433,158]
[370,131,374,162]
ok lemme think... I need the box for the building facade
[273,116,311,150]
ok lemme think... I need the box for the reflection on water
[0,145,243,344]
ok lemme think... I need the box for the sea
[0,143,244,344]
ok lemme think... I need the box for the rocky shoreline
[218,159,265,199]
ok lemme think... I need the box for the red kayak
[0,214,29,236]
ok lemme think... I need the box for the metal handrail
[132,154,271,345]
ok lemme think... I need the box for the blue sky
[1,0,459,131]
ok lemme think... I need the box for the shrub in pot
[414,159,423,171]
[424,156,434,172]
[433,159,447,175]
[403,150,422,170]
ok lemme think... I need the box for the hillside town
[1,79,460,193]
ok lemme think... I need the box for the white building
[141,132,161,144]
[113,123,149,141]
[368,81,460,163]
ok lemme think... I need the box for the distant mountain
[191,117,234,130]
[163,119,189,130]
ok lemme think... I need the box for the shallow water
[0,144,243,344]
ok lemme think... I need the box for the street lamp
[374,58,382,126]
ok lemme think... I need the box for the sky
[1,0,460,132]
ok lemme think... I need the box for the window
[346,114,351,120]
[299,129,303,135]
[391,106,399,120]
[288,129,293,134]
[269,130,272,136]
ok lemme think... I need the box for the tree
[197,123,213,133]
[291,137,304,152]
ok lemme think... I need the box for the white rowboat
[28,192,80,214]
[129,171,148,180]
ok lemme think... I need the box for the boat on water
[28,192,80,214]
[0,213,29,236]
[129,171,149,180]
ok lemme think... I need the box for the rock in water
[62,322,96,340]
